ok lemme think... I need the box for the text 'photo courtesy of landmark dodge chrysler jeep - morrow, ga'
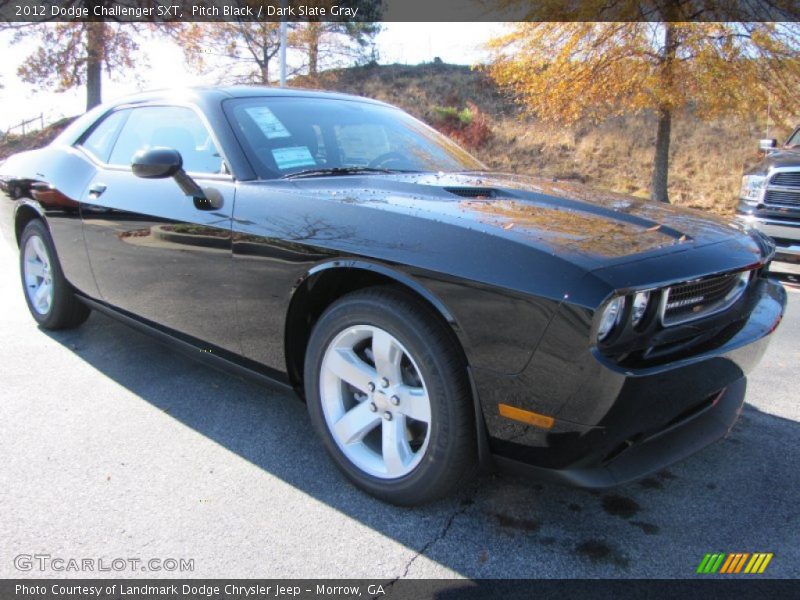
[738,126,800,276]
[0,88,787,506]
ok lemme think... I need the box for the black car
[737,127,800,276]
[0,87,787,505]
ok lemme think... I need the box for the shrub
[430,101,491,150]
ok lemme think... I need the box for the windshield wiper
[281,167,398,180]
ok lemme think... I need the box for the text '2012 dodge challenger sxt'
[0,87,787,505]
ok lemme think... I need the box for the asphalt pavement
[1,239,798,579]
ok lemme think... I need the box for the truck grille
[770,172,800,187]
[765,189,800,208]
[765,170,800,208]
[661,271,750,326]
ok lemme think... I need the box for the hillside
[3,63,795,214]
[297,63,795,214]
[0,117,74,160]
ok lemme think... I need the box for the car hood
[286,171,759,270]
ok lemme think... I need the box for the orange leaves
[486,22,800,128]
[484,19,800,203]
[13,22,140,93]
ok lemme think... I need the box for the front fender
[302,258,462,329]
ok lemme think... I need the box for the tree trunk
[651,107,671,203]
[309,42,318,77]
[308,23,321,77]
[650,19,677,204]
[85,21,104,110]
[260,46,269,84]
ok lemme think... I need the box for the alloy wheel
[23,234,54,315]
[319,325,432,479]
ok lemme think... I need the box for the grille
[662,271,749,326]
[770,171,800,187]
[765,170,800,208]
[444,187,497,199]
[765,189,800,208]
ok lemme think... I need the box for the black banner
[1,0,799,23]
[3,579,800,600]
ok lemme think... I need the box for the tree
[487,16,800,202]
[296,21,381,78]
[287,1,382,78]
[177,21,299,85]
[2,0,174,111]
[10,20,139,111]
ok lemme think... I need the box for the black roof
[113,85,389,107]
[53,85,393,148]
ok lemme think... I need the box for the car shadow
[41,309,800,578]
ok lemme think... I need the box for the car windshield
[786,127,800,148]
[224,96,486,179]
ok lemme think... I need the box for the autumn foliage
[486,21,800,202]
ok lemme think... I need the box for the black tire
[304,286,476,505]
[19,219,90,330]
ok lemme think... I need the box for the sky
[0,22,507,132]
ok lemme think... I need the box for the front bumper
[737,213,800,275]
[476,277,787,487]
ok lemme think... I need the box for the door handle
[88,183,107,198]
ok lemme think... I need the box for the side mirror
[131,147,219,209]
[132,147,182,179]
[759,139,777,152]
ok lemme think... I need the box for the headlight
[739,175,766,205]
[597,296,624,341]
[631,291,650,326]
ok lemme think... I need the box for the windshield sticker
[272,146,316,170]
[245,106,291,140]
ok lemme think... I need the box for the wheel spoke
[31,236,48,264]
[333,400,381,445]
[372,329,402,383]
[33,282,51,309]
[327,348,376,394]
[396,384,431,423]
[382,414,413,476]
[25,260,45,279]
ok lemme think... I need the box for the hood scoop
[444,187,498,199]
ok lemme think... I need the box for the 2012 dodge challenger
[0,88,787,505]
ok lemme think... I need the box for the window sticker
[245,106,291,139]
[271,146,316,170]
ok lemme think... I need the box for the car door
[80,104,241,354]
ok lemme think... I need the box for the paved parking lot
[1,239,798,579]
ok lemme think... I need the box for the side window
[79,110,129,163]
[108,106,225,174]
